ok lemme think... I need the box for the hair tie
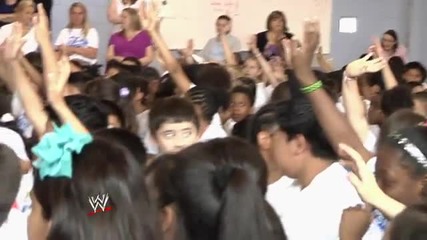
[388,133,427,169]
[32,123,93,180]
[120,87,130,98]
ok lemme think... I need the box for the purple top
[109,30,152,59]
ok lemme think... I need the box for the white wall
[51,0,425,69]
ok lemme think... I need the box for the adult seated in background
[381,29,407,62]
[199,15,241,64]
[107,0,144,33]
[107,8,154,66]
[0,0,18,28]
[256,10,293,59]
[0,0,37,54]
[55,2,99,66]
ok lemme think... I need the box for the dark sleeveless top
[255,31,294,57]
[0,0,18,27]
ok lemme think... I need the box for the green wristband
[300,81,323,94]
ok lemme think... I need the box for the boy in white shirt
[262,98,380,240]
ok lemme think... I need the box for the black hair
[249,104,279,145]
[383,29,399,51]
[146,137,286,240]
[185,63,232,91]
[270,81,291,103]
[236,77,257,99]
[232,115,253,140]
[381,85,414,117]
[384,127,427,191]
[149,97,199,135]
[33,133,159,240]
[140,66,161,82]
[275,98,338,160]
[0,144,21,225]
[99,100,125,128]
[217,15,231,21]
[68,71,94,93]
[85,77,121,103]
[389,204,427,240]
[46,94,108,132]
[404,62,427,83]
[111,73,147,133]
[95,128,147,166]
[378,109,426,146]
[231,86,256,107]
[186,86,220,122]
[154,74,176,99]
[389,56,405,83]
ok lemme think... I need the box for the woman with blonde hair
[54,2,99,65]
[0,0,37,54]
[107,8,154,66]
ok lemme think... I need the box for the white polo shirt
[266,162,381,240]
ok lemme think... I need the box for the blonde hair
[66,2,91,36]
[122,8,142,31]
[14,0,35,13]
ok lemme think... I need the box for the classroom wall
[51,0,424,69]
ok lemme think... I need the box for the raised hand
[180,39,194,57]
[3,23,25,61]
[339,143,384,204]
[33,4,50,44]
[141,1,161,33]
[247,35,257,51]
[345,52,386,78]
[46,54,70,102]
[290,19,320,84]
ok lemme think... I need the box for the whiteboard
[158,0,332,52]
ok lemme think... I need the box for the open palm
[346,53,386,78]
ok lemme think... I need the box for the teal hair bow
[32,123,93,180]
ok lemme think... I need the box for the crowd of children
[0,1,427,240]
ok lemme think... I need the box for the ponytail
[218,168,276,240]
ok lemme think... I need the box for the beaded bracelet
[300,80,323,94]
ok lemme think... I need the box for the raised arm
[291,19,372,162]
[141,2,192,93]
[343,53,386,144]
[107,0,122,25]
[248,35,279,87]
[373,39,398,89]
[316,46,334,73]
[2,23,48,138]
[35,4,88,134]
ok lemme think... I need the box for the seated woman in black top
[0,0,18,27]
[256,10,293,59]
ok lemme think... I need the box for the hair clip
[119,87,130,97]
[32,123,93,180]
[389,133,427,169]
